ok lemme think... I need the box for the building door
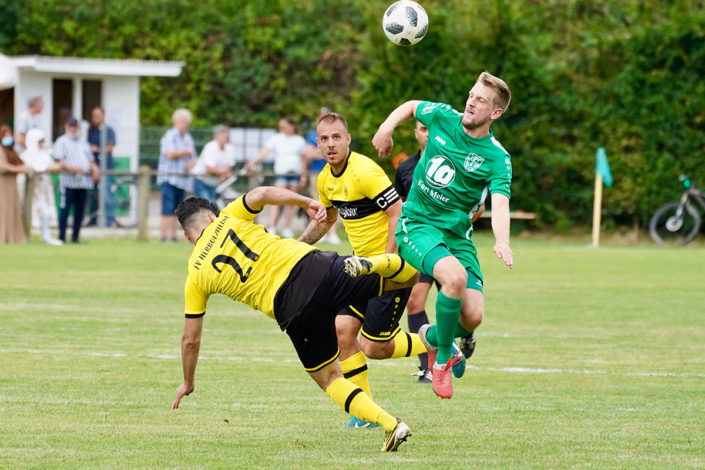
[82,80,102,122]
[52,79,72,141]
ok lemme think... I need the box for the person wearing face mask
[53,117,100,243]
[0,125,29,243]
[244,116,307,238]
[18,128,63,245]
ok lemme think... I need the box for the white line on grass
[2,348,703,378]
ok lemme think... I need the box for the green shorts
[395,216,484,292]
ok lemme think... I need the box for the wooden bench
[479,210,538,220]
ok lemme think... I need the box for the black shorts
[418,272,442,291]
[278,253,385,372]
[340,286,413,342]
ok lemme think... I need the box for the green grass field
[1,235,704,469]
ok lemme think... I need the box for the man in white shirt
[244,116,307,238]
[15,95,44,153]
[191,125,237,201]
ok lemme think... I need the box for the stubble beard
[462,115,490,131]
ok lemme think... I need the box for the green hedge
[3,0,703,227]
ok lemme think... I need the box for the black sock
[408,310,429,370]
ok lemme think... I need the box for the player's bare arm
[372,100,422,158]
[173,316,203,409]
[490,193,513,269]
[245,186,326,224]
[383,200,402,253]
[299,207,338,245]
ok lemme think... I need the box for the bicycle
[649,174,705,246]
[83,175,139,228]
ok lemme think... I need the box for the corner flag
[592,147,612,247]
[596,147,612,188]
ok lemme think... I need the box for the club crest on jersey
[464,154,484,173]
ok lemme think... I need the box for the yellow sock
[325,377,397,432]
[391,331,427,358]
[339,351,373,399]
[365,254,417,282]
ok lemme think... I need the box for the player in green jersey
[371,71,514,399]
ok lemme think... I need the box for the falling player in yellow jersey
[298,113,466,427]
[170,187,418,452]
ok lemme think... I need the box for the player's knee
[444,270,467,297]
[360,340,389,360]
[406,293,426,314]
[310,364,343,390]
[335,322,359,351]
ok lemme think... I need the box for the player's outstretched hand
[493,241,513,269]
[305,199,327,224]
[372,128,394,158]
[172,382,195,409]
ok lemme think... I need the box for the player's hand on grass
[172,382,195,409]
[305,199,327,224]
[372,128,394,158]
[493,241,513,269]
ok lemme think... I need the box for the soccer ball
[382,1,429,46]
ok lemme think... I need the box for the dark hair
[316,112,348,132]
[175,197,219,230]
[280,116,297,132]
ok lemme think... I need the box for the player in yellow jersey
[298,113,463,427]
[170,187,418,452]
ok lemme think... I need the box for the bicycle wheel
[649,201,701,246]
[111,177,138,228]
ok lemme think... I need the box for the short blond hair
[477,72,511,113]
[317,112,348,132]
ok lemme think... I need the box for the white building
[1,55,184,170]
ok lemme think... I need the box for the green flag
[596,147,612,188]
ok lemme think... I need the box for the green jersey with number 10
[403,101,512,238]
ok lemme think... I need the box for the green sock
[455,323,472,338]
[427,324,439,348]
[435,291,462,365]
[427,323,472,349]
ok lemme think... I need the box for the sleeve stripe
[185,312,205,318]
[242,193,263,214]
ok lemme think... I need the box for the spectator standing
[191,125,236,202]
[18,129,63,245]
[304,108,340,244]
[0,125,29,243]
[157,109,196,242]
[244,116,306,238]
[15,95,44,154]
[54,117,100,243]
[87,106,117,226]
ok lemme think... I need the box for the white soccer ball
[382,1,429,46]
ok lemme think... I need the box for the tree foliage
[3,0,704,227]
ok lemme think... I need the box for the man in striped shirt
[157,109,196,242]
[54,117,100,243]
